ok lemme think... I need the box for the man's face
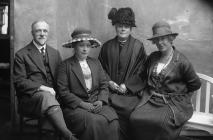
[32,21,49,46]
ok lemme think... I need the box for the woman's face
[74,40,91,60]
[115,24,131,39]
[153,36,173,52]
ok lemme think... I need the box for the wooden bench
[181,73,213,136]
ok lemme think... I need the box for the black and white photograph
[0,0,213,140]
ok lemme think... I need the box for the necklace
[156,49,174,74]
[160,49,174,63]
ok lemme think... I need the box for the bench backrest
[194,73,213,113]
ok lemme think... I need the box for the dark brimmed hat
[148,21,178,40]
[108,7,136,27]
[63,28,101,48]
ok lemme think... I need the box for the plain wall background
[14,0,213,77]
[13,0,213,115]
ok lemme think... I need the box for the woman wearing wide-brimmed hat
[56,28,119,140]
[98,7,147,140]
[129,21,201,140]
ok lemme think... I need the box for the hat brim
[147,33,178,40]
[63,38,101,48]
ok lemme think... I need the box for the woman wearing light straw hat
[57,28,119,140]
[129,21,201,140]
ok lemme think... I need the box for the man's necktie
[40,47,45,56]
[40,47,46,63]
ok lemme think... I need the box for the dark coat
[99,35,147,140]
[14,42,62,97]
[56,56,118,121]
[136,47,201,126]
[130,47,201,140]
[99,35,147,94]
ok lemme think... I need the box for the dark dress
[130,47,201,140]
[99,35,147,140]
[56,56,119,140]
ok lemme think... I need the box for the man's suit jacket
[14,41,62,97]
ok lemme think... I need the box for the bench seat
[186,112,213,134]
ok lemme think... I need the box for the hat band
[153,27,172,36]
[73,33,92,39]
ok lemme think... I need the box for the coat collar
[110,35,136,82]
[148,47,180,83]
[27,41,56,77]
[27,42,47,75]
[69,56,98,92]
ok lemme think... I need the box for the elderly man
[14,20,77,140]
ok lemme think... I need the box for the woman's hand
[109,81,120,91]
[92,101,103,113]
[79,101,95,111]
[118,83,127,94]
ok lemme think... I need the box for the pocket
[171,103,193,127]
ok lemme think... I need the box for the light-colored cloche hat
[148,21,178,40]
[63,28,101,48]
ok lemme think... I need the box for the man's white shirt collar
[33,40,46,53]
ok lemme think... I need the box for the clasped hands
[80,101,103,113]
[109,81,127,94]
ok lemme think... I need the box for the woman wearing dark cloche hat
[98,7,147,140]
[130,21,201,140]
[58,28,120,140]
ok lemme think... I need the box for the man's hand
[38,85,56,96]
[92,101,103,113]
[79,101,95,111]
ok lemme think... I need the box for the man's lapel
[46,45,56,76]
[27,42,47,76]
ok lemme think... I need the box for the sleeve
[53,50,62,79]
[56,61,83,109]
[97,60,109,104]
[125,44,148,94]
[57,50,62,64]
[13,53,41,96]
[98,44,111,81]
[136,43,148,75]
[180,55,201,92]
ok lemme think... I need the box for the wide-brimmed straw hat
[148,21,178,40]
[62,28,101,48]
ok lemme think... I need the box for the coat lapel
[119,36,134,81]
[27,42,47,76]
[108,37,120,81]
[148,53,160,80]
[87,58,98,91]
[148,48,179,83]
[71,57,87,91]
[160,49,179,79]
[46,46,56,76]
